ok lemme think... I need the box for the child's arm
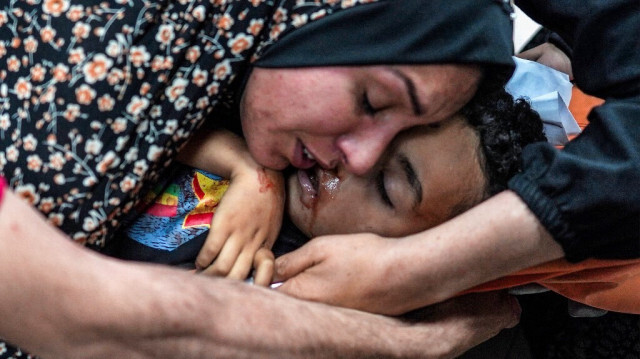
[177,129,284,284]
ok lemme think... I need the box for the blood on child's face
[286,116,487,238]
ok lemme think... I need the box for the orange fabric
[467,88,640,314]
[468,258,640,314]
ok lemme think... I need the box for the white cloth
[505,57,581,146]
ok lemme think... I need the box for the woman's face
[240,64,482,175]
[286,116,487,238]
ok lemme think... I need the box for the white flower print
[48,152,66,171]
[165,78,188,101]
[0,153,6,171]
[83,216,98,232]
[174,96,189,110]
[26,154,43,172]
[24,36,38,54]
[119,175,137,193]
[124,146,138,163]
[83,54,113,83]
[213,60,231,80]
[30,64,46,82]
[6,55,20,72]
[0,113,10,131]
[40,25,57,43]
[116,135,130,152]
[53,173,66,185]
[147,144,164,162]
[14,183,40,205]
[64,104,81,122]
[96,151,120,174]
[39,197,55,214]
[85,137,103,156]
[155,24,175,45]
[106,40,123,58]
[52,63,69,82]
[72,22,91,40]
[129,45,150,67]
[98,94,116,112]
[5,145,19,162]
[111,117,128,134]
[75,84,96,105]
[193,5,206,21]
[66,5,84,22]
[23,133,38,151]
[228,33,253,55]
[68,47,86,65]
[133,159,148,176]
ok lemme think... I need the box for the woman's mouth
[291,140,317,169]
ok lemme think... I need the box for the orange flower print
[42,0,69,17]
[23,36,38,54]
[192,67,208,87]
[269,23,285,40]
[310,9,327,20]
[250,0,263,7]
[30,64,45,82]
[14,77,32,100]
[193,5,206,22]
[48,152,66,171]
[228,33,253,55]
[213,59,231,80]
[107,68,124,85]
[217,14,234,30]
[126,95,149,116]
[66,5,84,22]
[129,45,150,67]
[14,183,39,205]
[40,26,56,43]
[96,151,120,175]
[0,10,8,27]
[273,8,287,23]
[75,84,96,105]
[52,63,69,82]
[155,24,175,45]
[341,0,357,8]
[48,213,64,227]
[164,78,188,101]
[97,94,115,112]
[119,175,137,193]
[68,48,85,64]
[38,197,55,214]
[83,54,113,84]
[0,43,6,58]
[64,104,80,122]
[206,81,219,96]
[39,86,56,104]
[248,19,264,36]
[72,22,90,40]
[151,55,165,72]
[185,46,201,63]
[111,117,128,134]
[7,55,20,72]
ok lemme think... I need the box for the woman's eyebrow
[387,68,424,116]
[398,153,422,209]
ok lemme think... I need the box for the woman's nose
[336,127,395,176]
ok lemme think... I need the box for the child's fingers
[226,249,255,281]
[195,230,228,270]
[253,248,275,287]
[200,236,242,276]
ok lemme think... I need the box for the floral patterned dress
[0,0,378,356]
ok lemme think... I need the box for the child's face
[286,116,487,238]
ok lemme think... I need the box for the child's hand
[195,164,284,283]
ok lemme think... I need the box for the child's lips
[296,167,319,208]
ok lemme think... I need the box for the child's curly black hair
[461,86,547,197]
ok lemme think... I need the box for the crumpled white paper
[505,57,582,146]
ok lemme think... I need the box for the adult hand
[274,233,420,315]
[518,43,573,80]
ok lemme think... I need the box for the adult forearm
[384,191,564,312]
[2,189,503,359]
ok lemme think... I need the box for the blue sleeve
[511,0,640,261]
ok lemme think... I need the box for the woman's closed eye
[375,170,393,208]
[362,91,377,115]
